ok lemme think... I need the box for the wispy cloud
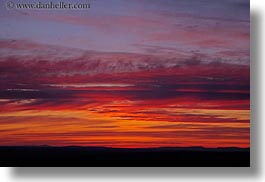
[0,0,249,148]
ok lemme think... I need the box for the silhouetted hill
[0,146,250,167]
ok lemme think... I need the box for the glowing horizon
[0,0,250,148]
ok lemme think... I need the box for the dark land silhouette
[0,146,250,167]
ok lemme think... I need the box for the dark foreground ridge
[0,146,250,167]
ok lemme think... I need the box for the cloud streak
[0,0,249,148]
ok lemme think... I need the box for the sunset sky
[0,0,250,148]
